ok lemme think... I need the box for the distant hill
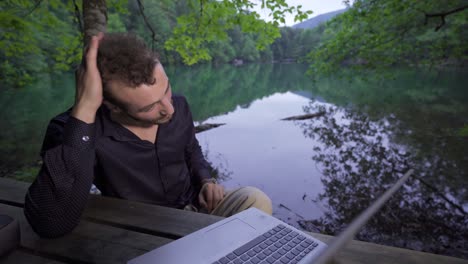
[292,8,347,29]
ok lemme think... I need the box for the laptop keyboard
[212,224,320,264]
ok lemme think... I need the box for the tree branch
[197,0,205,32]
[23,0,42,17]
[136,0,158,51]
[416,176,467,216]
[424,5,468,31]
[72,0,83,34]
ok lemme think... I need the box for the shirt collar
[99,106,141,142]
[98,101,178,142]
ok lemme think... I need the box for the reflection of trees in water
[0,74,75,179]
[202,143,233,183]
[168,63,310,121]
[297,102,468,259]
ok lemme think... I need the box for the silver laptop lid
[312,169,413,264]
[128,169,412,264]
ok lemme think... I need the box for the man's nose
[160,98,174,116]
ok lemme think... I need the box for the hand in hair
[72,32,105,124]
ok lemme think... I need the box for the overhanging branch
[72,0,83,34]
[136,0,158,50]
[23,0,42,17]
[424,5,468,31]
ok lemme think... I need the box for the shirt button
[82,136,90,142]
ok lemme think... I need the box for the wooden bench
[0,177,466,264]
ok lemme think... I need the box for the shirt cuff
[63,116,96,150]
[201,178,218,185]
[197,168,214,185]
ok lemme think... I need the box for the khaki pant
[185,186,273,217]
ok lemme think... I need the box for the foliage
[0,0,313,87]
[107,13,126,32]
[3,0,466,87]
[307,0,468,76]
[124,0,180,63]
[0,0,80,87]
[164,0,311,64]
[270,25,325,62]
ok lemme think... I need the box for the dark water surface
[1,64,467,258]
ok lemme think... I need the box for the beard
[122,111,173,127]
[152,114,172,125]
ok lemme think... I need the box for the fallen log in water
[281,111,326,121]
[195,123,226,133]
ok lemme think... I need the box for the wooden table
[0,177,466,264]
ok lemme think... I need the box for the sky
[252,0,348,26]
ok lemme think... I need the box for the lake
[1,63,467,259]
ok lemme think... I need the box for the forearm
[24,117,96,238]
[180,96,213,184]
[187,127,212,185]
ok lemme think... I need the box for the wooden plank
[0,204,171,264]
[85,200,468,264]
[0,177,224,237]
[85,195,224,238]
[0,250,66,264]
[1,178,468,263]
[0,177,28,207]
[308,233,468,264]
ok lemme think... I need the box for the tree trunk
[83,0,107,47]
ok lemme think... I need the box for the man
[24,33,272,238]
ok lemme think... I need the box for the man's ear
[103,99,122,113]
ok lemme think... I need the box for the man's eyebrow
[137,79,170,112]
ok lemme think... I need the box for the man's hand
[198,182,224,213]
[71,33,105,124]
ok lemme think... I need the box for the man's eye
[142,105,155,112]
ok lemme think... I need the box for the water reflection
[167,63,311,121]
[1,63,467,258]
[0,63,312,178]
[0,74,75,178]
[196,92,326,222]
[297,101,468,258]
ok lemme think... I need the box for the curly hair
[97,33,158,90]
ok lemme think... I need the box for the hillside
[292,8,347,29]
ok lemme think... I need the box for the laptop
[128,170,413,264]
[128,207,327,264]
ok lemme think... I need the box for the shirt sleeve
[182,99,213,186]
[24,115,96,238]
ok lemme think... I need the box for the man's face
[107,63,175,125]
